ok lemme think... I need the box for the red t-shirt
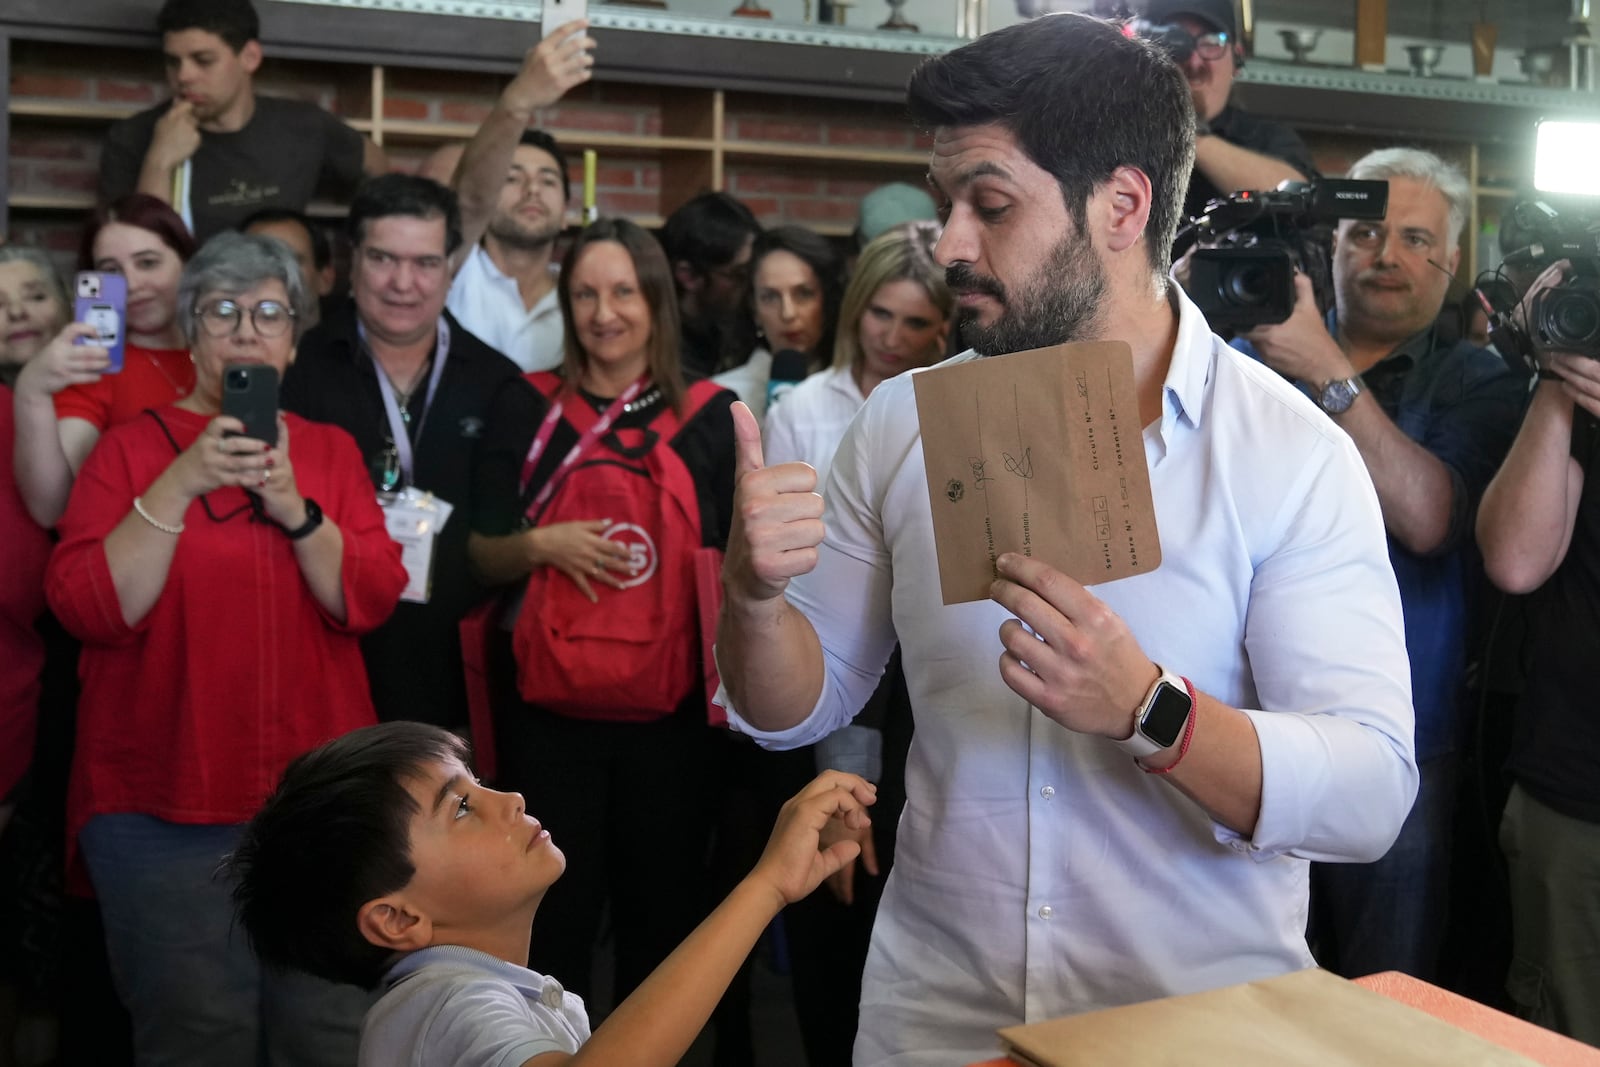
[0,383,54,800]
[54,344,194,430]
[47,406,408,861]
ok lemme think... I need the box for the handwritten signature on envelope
[912,341,1162,605]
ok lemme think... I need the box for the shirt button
[1040,785,1055,799]
[541,982,565,1009]
[1038,905,1053,919]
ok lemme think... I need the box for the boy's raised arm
[524,772,876,1067]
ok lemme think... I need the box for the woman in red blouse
[0,247,67,818]
[13,194,196,528]
[46,232,408,1067]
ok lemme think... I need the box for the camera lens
[1223,264,1273,307]
[226,369,249,390]
[1548,291,1600,348]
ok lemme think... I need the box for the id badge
[380,487,454,604]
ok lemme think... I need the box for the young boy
[227,721,875,1065]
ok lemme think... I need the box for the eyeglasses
[194,299,296,339]
[1190,30,1231,61]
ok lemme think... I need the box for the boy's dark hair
[157,0,260,51]
[239,207,332,270]
[660,191,762,280]
[226,722,470,990]
[751,224,845,363]
[519,129,572,205]
[347,174,463,257]
[906,11,1194,275]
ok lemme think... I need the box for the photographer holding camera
[1138,0,1316,225]
[1476,253,1600,1045]
[1239,147,1526,982]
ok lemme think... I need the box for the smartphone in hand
[540,0,588,39]
[74,271,127,374]
[221,364,280,447]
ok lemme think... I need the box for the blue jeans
[1310,752,1457,981]
[80,814,374,1067]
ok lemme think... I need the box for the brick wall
[8,38,932,246]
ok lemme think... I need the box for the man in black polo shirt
[1140,0,1316,224]
[281,175,533,729]
[98,0,385,240]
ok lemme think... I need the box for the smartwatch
[1316,376,1364,415]
[283,498,324,541]
[1116,666,1194,759]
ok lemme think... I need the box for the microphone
[765,349,810,414]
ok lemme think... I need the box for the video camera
[1179,179,1389,330]
[1497,200,1600,359]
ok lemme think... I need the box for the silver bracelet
[132,496,184,536]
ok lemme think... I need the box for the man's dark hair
[226,722,470,990]
[660,192,762,280]
[238,207,331,270]
[906,12,1194,274]
[519,130,572,205]
[157,0,260,51]
[347,174,463,257]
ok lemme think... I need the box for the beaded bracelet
[132,496,184,536]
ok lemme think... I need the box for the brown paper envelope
[912,342,1161,605]
[996,968,1541,1067]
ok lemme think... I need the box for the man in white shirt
[715,14,1417,1066]
[446,25,593,372]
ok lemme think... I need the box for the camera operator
[1238,148,1527,982]
[1476,256,1600,1046]
[1139,0,1316,225]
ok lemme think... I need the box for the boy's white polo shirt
[361,944,590,1066]
[447,245,564,373]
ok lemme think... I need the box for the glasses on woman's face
[1191,30,1230,62]
[194,299,296,339]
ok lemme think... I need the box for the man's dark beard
[950,227,1107,357]
[486,212,560,252]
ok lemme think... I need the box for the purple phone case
[74,272,129,374]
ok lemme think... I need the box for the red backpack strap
[647,379,726,440]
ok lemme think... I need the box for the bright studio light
[1534,119,1600,197]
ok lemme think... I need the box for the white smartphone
[541,0,588,39]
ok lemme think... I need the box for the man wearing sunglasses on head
[1141,0,1317,224]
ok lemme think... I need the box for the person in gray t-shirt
[227,722,876,1067]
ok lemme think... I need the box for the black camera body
[1504,201,1600,358]
[1182,179,1390,330]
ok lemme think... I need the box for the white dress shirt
[723,285,1417,1066]
[446,244,564,373]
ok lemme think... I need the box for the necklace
[387,357,433,424]
[585,385,660,414]
[145,346,189,399]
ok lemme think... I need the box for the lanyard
[520,377,645,523]
[364,317,451,490]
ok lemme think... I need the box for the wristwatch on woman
[282,498,324,540]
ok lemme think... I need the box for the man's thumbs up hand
[723,401,826,604]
